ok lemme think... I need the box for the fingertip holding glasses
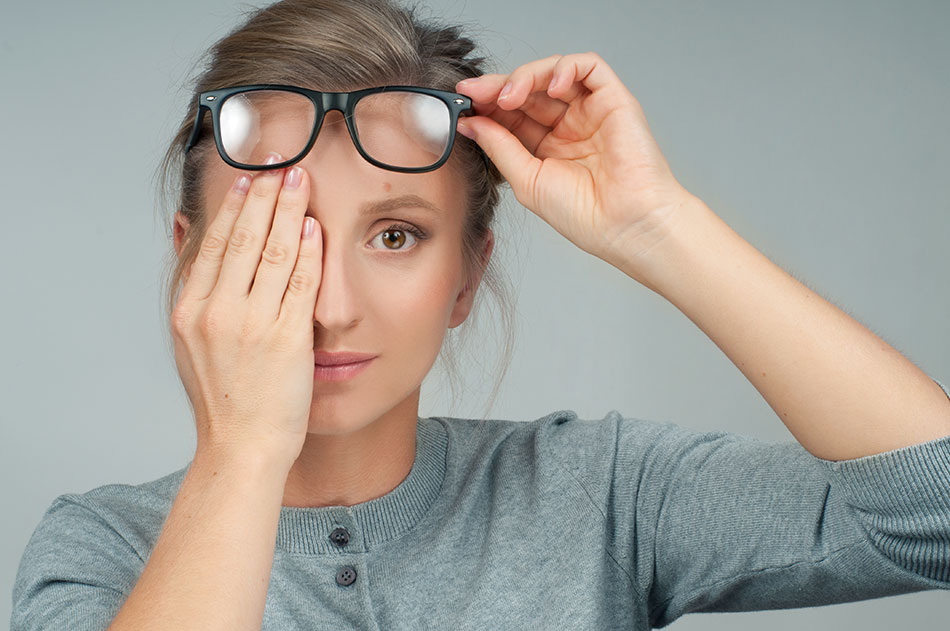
[184,84,485,174]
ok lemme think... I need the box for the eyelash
[371,222,428,252]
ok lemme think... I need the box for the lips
[314,350,378,366]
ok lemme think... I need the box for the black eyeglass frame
[184,84,479,174]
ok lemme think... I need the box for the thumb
[458,116,541,209]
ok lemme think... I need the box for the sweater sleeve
[622,376,950,628]
[10,494,143,631]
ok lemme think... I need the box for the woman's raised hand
[170,156,319,466]
[456,52,697,275]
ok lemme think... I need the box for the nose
[312,232,361,332]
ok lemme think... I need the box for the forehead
[199,145,468,222]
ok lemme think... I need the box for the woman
[11,0,950,629]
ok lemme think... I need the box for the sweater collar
[274,415,447,555]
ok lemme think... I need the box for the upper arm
[11,495,144,630]
[606,420,950,627]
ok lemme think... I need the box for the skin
[112,51,949,630]
[455,52,950,460]
[174,110,493,508]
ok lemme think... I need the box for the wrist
[194,439,297,482]
[607,193,716,296]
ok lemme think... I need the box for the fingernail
[263,152,283,175]
[233,174,251,194]
[548,74,559,92]
[284,166,302,189]
[302,216,315,239]
[457,119,476,140]
[498,82,512,100]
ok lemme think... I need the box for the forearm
[613,196,950,461]
[109,447,291,630]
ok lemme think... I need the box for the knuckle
[170,303,194,335]
[199,233,228,259]
[198,304,229,338]
[217,199,243,217]
[287,268,316,295]
[196,311,218,337]
[275,193,304,215]
[564,51,588,66]
[509,111,529,134]
[248,180,277,200]
[228,226,256,252]
[261,239,291,266]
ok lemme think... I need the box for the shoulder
[426,409,815,513]
[428,407,686,458]
[424,409,687,505]
[29,464,190,561]
[12,464,191,623]
[429,407,674,439]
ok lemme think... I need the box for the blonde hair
[155,0,516,418]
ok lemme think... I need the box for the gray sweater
[12,377,950,630]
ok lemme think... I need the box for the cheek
[360,252,459,389]
[365,247,462,336]
[391,262,458,326]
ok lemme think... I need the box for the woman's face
[177,110,492,435]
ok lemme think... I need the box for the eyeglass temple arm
[184,106,207,154]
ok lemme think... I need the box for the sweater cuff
[815,376,950,582]
[818,430,950,510]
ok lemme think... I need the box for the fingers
[457,51,621,115]
[503,51,623,107]
[216,153,287,299]
[454,52,628,183]
[457,70,567,156]
[455,51,629,140]
[248,165,314,322]
[459,106,549,157]
[178,171,253,304]
[277,211,322,329]
[458,114,544,212]
[460,72,569,129]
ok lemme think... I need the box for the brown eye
[370,223,427,252]
[381,229,406,250]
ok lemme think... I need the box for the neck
[280,390,420,508]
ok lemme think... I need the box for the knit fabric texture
[12,377,950,630]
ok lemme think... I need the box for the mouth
[314,350,378,366]
[313,356,375,382]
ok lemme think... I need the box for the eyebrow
[358,194,443,217]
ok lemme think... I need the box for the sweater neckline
[274,416,447,555]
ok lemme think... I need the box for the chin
[303,401,377,436]
[305,414,360,436]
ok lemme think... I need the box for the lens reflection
[353,92,450,168]
[220,90,316,165]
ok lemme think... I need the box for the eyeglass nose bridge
[317,91,352,113]
[300,91,365,163]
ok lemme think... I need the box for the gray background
[3,0,948,627]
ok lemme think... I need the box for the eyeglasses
[184,84,478,173]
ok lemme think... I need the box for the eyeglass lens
[218,90,452,169]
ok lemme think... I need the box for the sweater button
[336,565,357,586]
[329,527,350,547]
